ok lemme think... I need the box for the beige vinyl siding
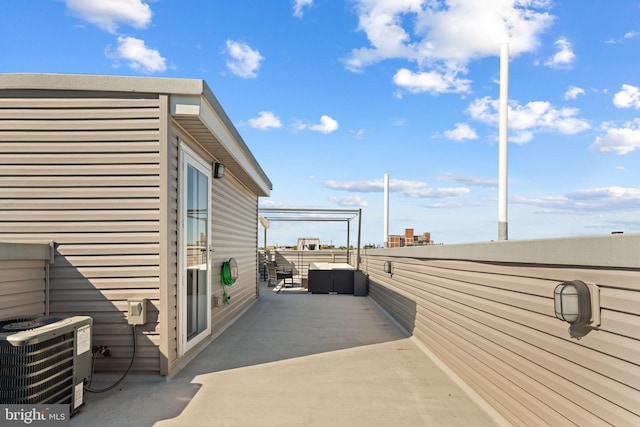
[0,92,162,372]
[162,126,180,374]
[167,127,260,371]
[0,260,47,318]
[210,166,259,334]
[362,240,640,426]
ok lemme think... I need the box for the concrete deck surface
[72,282,504,427]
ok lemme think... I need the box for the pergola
[258,208,362,269]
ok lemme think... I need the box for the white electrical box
[127,298,147,325]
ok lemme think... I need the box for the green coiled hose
[221,259,237,304]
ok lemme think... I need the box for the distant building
[389,228,433,248]
[298,237,320,250]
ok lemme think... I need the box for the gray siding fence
[361,235,640,426]
[0,242,53,319]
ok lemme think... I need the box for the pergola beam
[257,207,363,270]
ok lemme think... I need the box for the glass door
[180,146,211,354]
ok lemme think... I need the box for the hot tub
[308,262,355,294]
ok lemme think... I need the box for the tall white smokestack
[384,173,389,247]
[498,43,509,241]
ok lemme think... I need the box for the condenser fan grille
[0,331,75,404]
[0,316,62,333]
[0,315,92,410]
[0,332,74,404]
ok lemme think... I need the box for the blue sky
[3,0,640,246]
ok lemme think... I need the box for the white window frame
[178,143,212,356]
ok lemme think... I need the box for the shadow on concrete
[186,282,409,374]
[73,280,408,425]
[72,281,498,427]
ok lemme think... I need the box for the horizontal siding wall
[168,127,261,372]
[0,259,47,319]
[361,238,640,426]
[0,92,162,372]
[210,168,260,334]
[164,131,180,371]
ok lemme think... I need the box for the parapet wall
[360,234,640,426]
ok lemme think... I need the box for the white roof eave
[170,93,272,196]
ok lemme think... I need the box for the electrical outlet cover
[127,298,147,325]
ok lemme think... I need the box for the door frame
[177,142,212,356]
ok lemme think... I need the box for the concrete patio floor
[72,281,507,426]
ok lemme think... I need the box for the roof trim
[0,73,206,94]
[0,73,272,195]
[369,233,640,268]
[171,91,272,195]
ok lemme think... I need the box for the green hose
[221,260,236,304]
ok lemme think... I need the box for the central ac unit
[0,315,93,413]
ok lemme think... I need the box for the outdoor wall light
[554,280,600,328]
[213,162,225,179]
[383,261,392,274]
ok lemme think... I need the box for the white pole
[498,43,509,241]
[384,173,389,247]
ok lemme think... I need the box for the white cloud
[248,111,283,130]
[293,115,339,133]
[467,96,590,143]
[258,199,291,209]
[309,115,339,134]
[350,129,365,139]
[345,0,554,93]
[392,68,471,94]
[613,84,640,109]
[607,31,640,44]
[65,0,152,33]
[225,40,264,78]
[624,30,640,39]
[509,130,534,144]
[322,178,469,198]
[545,37,575,68]
[408,187,470,198]
[443,123,478,141]
[323,178,386,192]
[109,36,166,73]
[291,119,308,132]
[329,195,369,207]
[293,0,313,18]
[345,1,421,72]
[347,0,553,69]
[591,119,640,155]
[437,173,497,188]
[564,86,585,100]
[514,186,640,212]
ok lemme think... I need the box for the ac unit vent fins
[0,315,92,412]
[1,332,75,404]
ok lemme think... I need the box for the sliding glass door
[180,146,211,354]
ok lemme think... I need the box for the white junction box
[127,298,147,325]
